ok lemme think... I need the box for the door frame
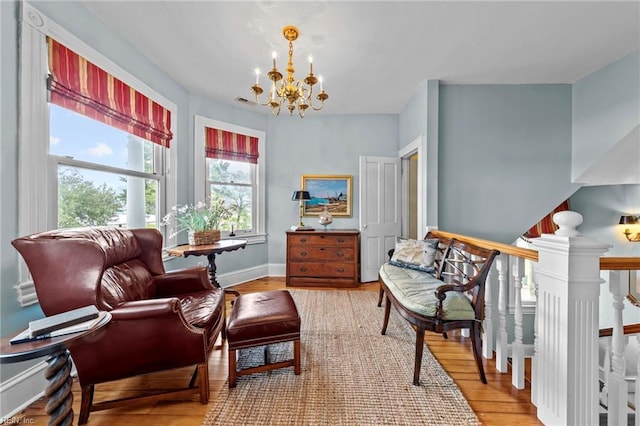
[399,135,424,238]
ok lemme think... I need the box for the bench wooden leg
[413,328,425,386]
[377,284,384,307]
[381,294,391,335]
[294,340,301,375]
[228,349,237,388]
[471,322,487,384]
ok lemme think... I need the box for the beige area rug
[202,289,480,426]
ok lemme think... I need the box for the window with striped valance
[205,127,259,164]
[47,37,173,147]
[523,199,570,239]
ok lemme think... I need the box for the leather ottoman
[227,290,301,387]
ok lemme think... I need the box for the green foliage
[58,169,123,228]
[208,160,252,231]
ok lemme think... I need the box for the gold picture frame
[301,175,352,217]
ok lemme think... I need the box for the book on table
[29,305,99,337]
[10,309,107,345]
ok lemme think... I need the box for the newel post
[531,211,610,426]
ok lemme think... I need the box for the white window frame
[17,2,178,306]
[194,115,266,244]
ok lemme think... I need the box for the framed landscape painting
[301,175,352,217]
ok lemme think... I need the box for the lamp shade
[619,215,639,225]
[292,190,311,201]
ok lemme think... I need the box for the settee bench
[378,233,499,385]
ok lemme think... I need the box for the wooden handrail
[428,230,640,270]
[428,230,538,261]
[600,257,640,271]
[600,323,640,337]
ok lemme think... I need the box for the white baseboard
[213,263,285,288]
[0,360,47,421]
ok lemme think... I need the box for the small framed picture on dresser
[301,175,352,217]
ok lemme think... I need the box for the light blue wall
[399,79,439,228]
[570,185,640,257]
[438,84,580,243]
[266,114,398,264]
[572,51,640,181]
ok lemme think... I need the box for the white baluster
[459,249,470,338]
[512,256,525,389]
[608,270,629,426]
[635,335,640,426]
[482,265,495,359]
[601,337,611,410]
[496,253,509,373]
[531,272,539,406]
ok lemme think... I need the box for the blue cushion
[389,237,439,273]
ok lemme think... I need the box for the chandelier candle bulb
[319,75,324,91]
[309,55,313,74]
[255,68,260,84]
[272,51,277,69]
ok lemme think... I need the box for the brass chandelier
[251,25,328,117]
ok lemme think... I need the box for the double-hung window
[47,38,172,230]
[17,3,177,306]
[194,116,265,243]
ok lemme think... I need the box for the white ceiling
[82,1,640,115]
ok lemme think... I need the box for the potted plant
[161,197,232,245]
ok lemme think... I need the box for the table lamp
[291,190,313,230]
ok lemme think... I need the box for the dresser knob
[337,238,345,243]
[300,267,307,272]
[300,238,307,243]
[300,251,307,256]
[337,268,344,273]
[336,251,344,257]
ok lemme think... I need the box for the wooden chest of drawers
[286,229,360,288]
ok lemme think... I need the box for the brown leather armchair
[12,227,225,424]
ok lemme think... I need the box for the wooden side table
[166,239,247,288]
[0,313,111,426]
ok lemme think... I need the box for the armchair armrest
[154,266,212,296]
[109,298,183,320]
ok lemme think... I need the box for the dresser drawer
[288,247,354,262]
[288,262,354,278]
[288,234,354,247]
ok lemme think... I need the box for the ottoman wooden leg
[294,340,301,375]
[229,349,237,388]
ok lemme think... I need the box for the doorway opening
[399,135,424,239]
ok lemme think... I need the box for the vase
[318,205,333,230]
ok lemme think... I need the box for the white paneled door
[359,156,401,282]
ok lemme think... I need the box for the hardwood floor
[12,278,541,425]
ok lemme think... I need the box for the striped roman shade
[205,127,259,164]
[47,38,173,147]
[524,199,570,239]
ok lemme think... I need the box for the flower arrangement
[161,198,232,244]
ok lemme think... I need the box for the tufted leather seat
[227,290,301,387]
[12,227,225,424]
